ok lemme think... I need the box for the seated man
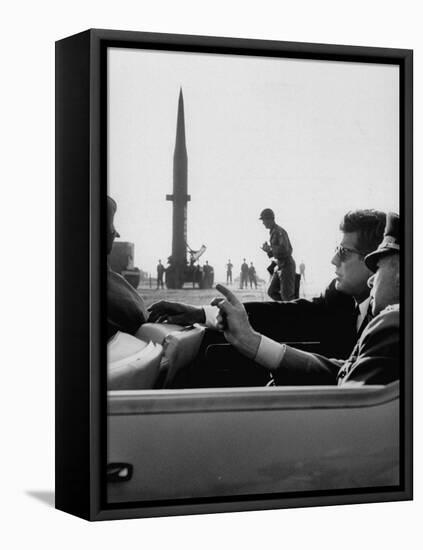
[148,210,386,386]
[107,196,147,340]
[211,213,400,387]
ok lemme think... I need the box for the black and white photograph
[105,40,409,508]
[4,0,422,545]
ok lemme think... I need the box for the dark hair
[340,210,386,255]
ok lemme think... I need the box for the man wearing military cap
[364,212,400,274]
[212,212,400,386]
[107,196,147,340]
[260,208,296,301]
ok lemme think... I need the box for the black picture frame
[55,28,413,521]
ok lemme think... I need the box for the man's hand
[211,284,261,360]
[147,301,205,325]
[261,242,272,256]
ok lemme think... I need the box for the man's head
[107,196,120,255]
[365,213,400,316]
[259,208,275,229]
[331,210,386,301]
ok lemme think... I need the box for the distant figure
[156,259,166,289]
[240,259,249,289]
[226,259,233,284]
[299,261,306,282]
[260,208,296,301]
[203,261,214,288]
[248,262,257,288]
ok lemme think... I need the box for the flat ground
[139,282,268,309]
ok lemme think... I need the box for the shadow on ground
[26,490,55,508]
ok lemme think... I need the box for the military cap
[259,208,275,220]
[107,196,117,224]
[365,212,400,272]
[107,196,117,213]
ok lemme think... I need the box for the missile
[166,88,191,284]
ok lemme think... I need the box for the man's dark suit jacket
[107,268,146,340]
[244,279,357,359]
[272,305,399,386]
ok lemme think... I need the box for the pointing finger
[215,284,241,306]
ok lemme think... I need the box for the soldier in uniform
[156,259,166,289]
[240,259,249,289]
[226,260,233,285]
[248,262,257,289]
[299,261,306,282]
[203,261,214,289]
[260,208,296,301]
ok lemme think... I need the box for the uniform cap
[364,212,400,272]
[107,196,117,215]
[259,208,275,220]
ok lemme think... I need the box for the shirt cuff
[202,305,218,328]
[254,335,286,370]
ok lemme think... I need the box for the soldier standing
[203,261,214,289]
[156,259,166,289]
[226,259,233,284]
[260,208,296,301]
[240,258,249,289]
[248,262,257,288]
[299,261,306,282]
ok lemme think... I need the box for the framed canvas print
[55,29,413,521]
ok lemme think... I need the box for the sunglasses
[334,245,364,261]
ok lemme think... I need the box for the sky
[108,47,399,293]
